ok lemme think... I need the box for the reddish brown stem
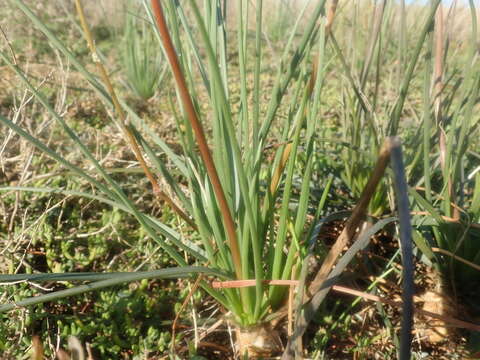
[150,0,242,280]
[326,0,339,34]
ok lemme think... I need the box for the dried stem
[269,143,292,195]
[432,247,480,271]
[74,0,195,228]
[332,285,480,332]
[171,273,204,354]
[326,0,339,34]
[307,139,392,296]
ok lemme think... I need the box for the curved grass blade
[0,267,230,284]
[389,137,414,360]
[0,267,230,313]
[283,216,398,358]
[0,186,208,262]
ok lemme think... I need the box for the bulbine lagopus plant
[1,0,454,357]
[146,0,335,351]
[1,0,333,356]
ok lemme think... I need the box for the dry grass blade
[288,265,297,337]
[270,143,292,195]
[331,285,480,332]
[282,215,397,359]
[307,139,392,296]
[432,247,480,272]
[212,279,299,288]
[171,273,204,354]
[280,138,394,359]
[0,24,17,65]
[326,0,339,34]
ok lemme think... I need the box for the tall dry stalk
[74,0,195,228]
[326,0,339,34]
[307,139,393,296]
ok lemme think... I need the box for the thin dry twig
[198,317,225,343]
[0,24,18,65]
[74,0,195,229]
[171,273,204,353]
[414,187,467,214]
[326,0,339,34]
[288,265,297,337]
[431,247,480,272]
[331,285,480,332]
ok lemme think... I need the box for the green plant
[409,0,480,303]
[123,1,167,100]
[2,0,477,357]
[319,0,442,217]
[266,0,294,43]
[145,0,335,334]
[1,0,333,355]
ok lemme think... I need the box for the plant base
[235,323,282,358]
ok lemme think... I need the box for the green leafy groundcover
[0,282,174,357]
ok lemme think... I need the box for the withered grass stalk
[74,0,195,229]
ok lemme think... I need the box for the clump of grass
[147,0,334,338]
[1,1,333,356]
[123,2,167,100]
[411,0,480,305]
